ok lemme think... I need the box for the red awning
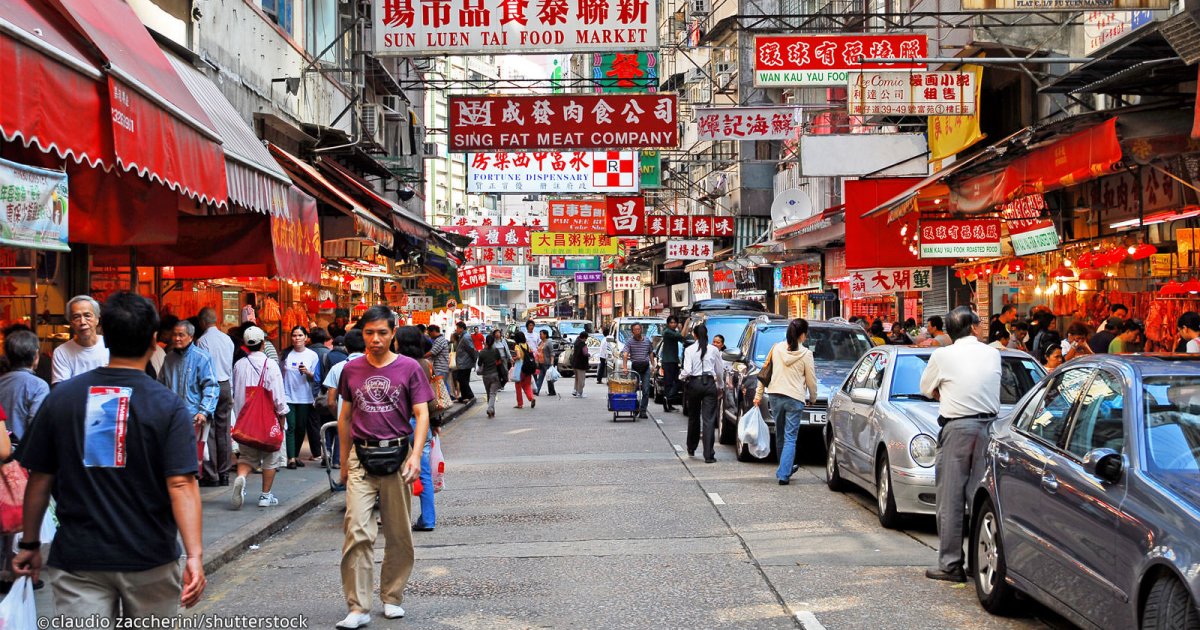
[269,144,395,249]
[315,158,432,239]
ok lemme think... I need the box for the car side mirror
[1083,448,1123,483]
[722,350,743,363]
[850,387,878,405]
[606,336,615,343]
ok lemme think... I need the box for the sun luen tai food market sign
[754,34,926,87]
[467,151,639,193]
[373,0,657,55]
[919,219,1001,258]
[448,94,678,151]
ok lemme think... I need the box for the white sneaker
[335,612,371,629]
[257,493,278,507]
[383,604,405,619]
[231,476,246,510]
[578,393,588,398]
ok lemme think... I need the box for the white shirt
[526,330,541,356]
[920,336,1002,419]
[232,353,289,419]
[680,343,726,381]
[51,336,109,384]
[1188,338,1200,354]
[241,304,256,324]
[323,352,365,414]
[150,345,166,375]
[594,335,610,359]
[195,325,235,382]
[281,347,319,404]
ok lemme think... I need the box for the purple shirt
[337,355,434,441]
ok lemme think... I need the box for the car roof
[754,318,864,331]
[873,344,1038,360]
[689,299,768,313]
[693,311,783,320]
[1059,353,1200,378]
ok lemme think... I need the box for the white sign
[1084,10,1154,55]
[373,0,658,55]
[799,134,929,177]
[467,151,640,193]
[666,239,714,260]
[406,295,434,310]
[694,107,804,141]
[608,273,641,291]
[847,71,977,116]
[690,271,712,301]
[670,282,690,307]
[848,267,933,297]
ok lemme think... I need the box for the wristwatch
[16,540,40,550]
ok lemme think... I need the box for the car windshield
[753,327,787,363]
[1142,376,1200,473]
[806,327,874,362]
[558,321,591,336]
[702,317,756,348]
[890,354,1043,404]
[618,322,663,344]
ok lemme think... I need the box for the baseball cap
[244,326,266,345]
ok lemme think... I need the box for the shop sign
[0,157,69,252]
[713,268,736,293]
[1093,166,1180,226]
[809,291,839,301]
[1084,10,1153,54]
[411,311,432,325]
[464,247,535,265]
[670,282,690,307]
[753,34,927,87]
[539,281,558,300]
[592,52,658,93]
[1000,194,1059,256]
[468,150,639,193]
[647,215,734,238]
[407,295,434,310]
[549,255,601,276]
[531,232,619,255]
[372,0,657,56]
[448,95,678,151]
[605,195,646,235]
[458,265,488,290]
[272,187,322,284]
[486,266,514,284]
[666,239,714,260]
[608,273,641,290]
[575,271,605,283]
[849,267,933,296]
[601,292,614,314]
[773,256,822,291]
[1150,253,1174,277]
[919,219,1001,258]
[847,71,977,116]
[640,150,661,189]
[963,0,1166,11]
[439,225,534,246]
[549,200,607,232]
[690,270,712,301]
[695,106,804,141]
[928,65,984,162]
[825,248,848,281]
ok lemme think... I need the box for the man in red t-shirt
[471,327,485,352]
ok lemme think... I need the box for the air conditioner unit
[685,68,704,83]
[422,142,438,157]
[359,104,385,145]
[380,95,405,115]
[715,61,733,75]
[716,72,734,91]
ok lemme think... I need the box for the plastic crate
[609,393,639,412]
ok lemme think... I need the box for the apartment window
[305,0,341,63]
[261,0,294,34]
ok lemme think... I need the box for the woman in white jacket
[754,319,819,485]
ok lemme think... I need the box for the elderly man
[622,323,655,419]
[52,295,110,384]
[194,307,235,486]
[920,306,1001,583]
[159,320,220,486]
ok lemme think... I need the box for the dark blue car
[968,355,1200,629]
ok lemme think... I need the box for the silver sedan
[824,344,1045,528]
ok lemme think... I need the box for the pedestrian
[1089,317,1123,354]
[753,318,818,485]
[281,326,322,470]
[194,307,235,486]
[477,335,504,417]
[512,332,537,409]
[1177,312,1200,353]
[919,316,951,348]
[1108,319,1144,354]
[446,328,462,400]
[150,315,177,378]
[395,326,438,533]
[335,306,432,628]
[16,291,206,616]
[471,327,485,352]
[425,325,450,384]
[887,321,913,345]
[534,329,558,397]
[1061,322,1093,361]
[52,295,110,384]
[571,333,589,398]
[988,327,1010,349]
[325,335,349,373]
[904,318,919,338]
[1041,342,1064,371]
[453,321,477,403]
[1028,310,1057,362]
[621,323,654,419]
[680,323,725,463]
[158,320,220,485]
[712,334,733,371]
[323,329,366,470]
[594,329,610,384]
[0,328,48,441]
[1007,321,1030,353]
[919,306,1001,583]
[229,326,289,509]
[1108,302,1129,320]
[988,304,1017,343]
[490,329,512,391]
[868,320,887,346]
[660,316,683,413]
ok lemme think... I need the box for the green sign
[592,53,657,94]
[640,151,661,189]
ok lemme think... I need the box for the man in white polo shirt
[51,295,109,385]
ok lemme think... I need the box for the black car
[723,318,875,461]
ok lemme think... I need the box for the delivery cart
[607,368,640,422]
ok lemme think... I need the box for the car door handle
[996,451,1010,467]
[1041,473,1059,493]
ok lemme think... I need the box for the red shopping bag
[0,461,27,534]
[231,362,284,452]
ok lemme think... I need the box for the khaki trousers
[48,560,182,618]
[342,449,415,613]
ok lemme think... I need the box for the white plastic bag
[430,437,445,493]
[752,410,772,459]
[0,577,37,630]
[546,365,561,383]
[738,407,762,445]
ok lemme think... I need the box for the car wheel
[972,498,1017,615]
[1142,576,1200,630]
[825,429,848,492]
[718,403,736,445]
[876,453,901,529]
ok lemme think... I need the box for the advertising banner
[646,215,734,238]
[605,195,646,236]
[713,268,736,293]
[592,52,658,93]
[486,265,514,284]
[754,34,927,87]
[458,265,488,290]
[439,225,534,247]
[695,106,804,141]
[373,0,658,56]
[448,94,679,151]
[539,281,558,300]
[799,134,929,177]
[640,150,662,188]
[407,295,434,310]
[467,150,639,193]
[849,267,933,297]
[847,71,977,116]
[1084,10,1154,54]
[608,273,641,290]
[666,240,714,260]
[549,200,607,232]
[575,271,605,283]
[919,219,1001,258]
[690,270,712,301]
[271,187,321,284]
[1000,194,1060,256]
[530,232,619,255]
[0,157,69,252]
[928,65,985,162]
[550,255,601,276]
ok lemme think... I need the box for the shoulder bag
[232,360,285,452]
[429,375,452,413]
[757,344,776,388]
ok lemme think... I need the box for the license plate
[805,411,827,424]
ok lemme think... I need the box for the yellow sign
[928,64,984,163]
[530,232,619,256]
[1150,253,1174,278]
[1178,228,1200,268]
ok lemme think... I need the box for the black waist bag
[632,360,650,374]
[354,438,411,477]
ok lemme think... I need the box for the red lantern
[1160,281,1185,295]
[1130,243,1157,260]
[1185,278,1200,295]
[1077,252,1096,268]
[1049,266,1075,279]
[1079,269,1104,281]
[1010,259,1024,273]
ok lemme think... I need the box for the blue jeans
[634,366,652,414]
[409,418,436,529]
[770,394,805,481]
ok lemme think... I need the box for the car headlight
[909,434,937,468]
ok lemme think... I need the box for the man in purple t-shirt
[335,307,433,629]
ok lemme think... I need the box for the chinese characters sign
[373,0,658,55]
[0,157,69,252]
[773,256,822,291]
[645,215,733,238]
[271,187,321,284]
[458,265,488,290]
[448,94,678,151]
[1084,10,1153,55]
[606,196,645,236]
[592,52,657,93]
[463,246,534,266]
[549,200,607,232]
[666,239,714,260]
[575,271,605,283]
[467,150,639,193]
[550,255,601,276]
[713,268,736,293]
[847,71,976,116]
[919,219,1001,258]
[530,232,619,255]
[695,106,804,141]
[1000,194,1060,256]
[608,273,640,290]
[849,267,933,297]
[754,34,927,87]
[690,271,712,301]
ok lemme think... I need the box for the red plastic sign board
[448,94,679,151]
[605,196,646,236]
[754,34,927,87]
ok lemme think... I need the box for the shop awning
[166,53,291,217]
[1041,25,1189,96]
[315,158,432,239]
[269,144,395,249]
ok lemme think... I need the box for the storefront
[773,254,823,320]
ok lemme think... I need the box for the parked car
[724,318,874,461]
[557,319,594,344]
[824,345,1044,528]
[967,354,1200,629]
[605,317,665,373]
[686,298,768,314]
[557,332,605,376]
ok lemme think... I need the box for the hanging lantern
[320,298,336,309]
[1077,252,1096,268]
[1185,278,1200,295]
[354,302,369,311]
[1010,258,1025,273]
[1130,243,1158,260]
[1160,281,1185,295]
[1079,269,1104,281]
[1049,266,1075,279]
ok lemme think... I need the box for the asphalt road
[193,377,1069,629]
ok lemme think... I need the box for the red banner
[464,247,535,266]
[271,187,322,284]
[605,196,646,236]
[754,34,927,86]
[646,215,733,237]
[439,225,534,247]
[458,266,488,290]
[549,199,607,232]
[448,94,679,151]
